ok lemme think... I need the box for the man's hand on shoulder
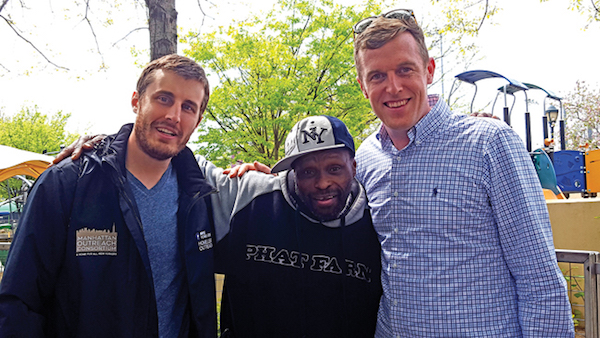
[50,134,107,166]
[469,112,500,120]
[223,161,273,178]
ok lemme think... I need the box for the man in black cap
[203,115,381,338]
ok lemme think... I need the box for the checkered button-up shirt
[356,95,574,337]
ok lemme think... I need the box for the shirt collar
[376,94,450,150]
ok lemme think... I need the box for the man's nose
[386,73,403,94]
[315,172,332,190]
[165,106,181,123]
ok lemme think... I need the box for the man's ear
[131,91,140,114]
[426,57,436,85]
[357,77,369,99]
[195,113,203,129]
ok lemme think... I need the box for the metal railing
[556,249,600,338]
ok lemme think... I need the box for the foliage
[186,0,379,167]
[562,80,600,150]
[0,106,79,203]
[185,0,499,168]
[561,266,585,327]
[0,106,78,154]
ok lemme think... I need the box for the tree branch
[0,0,9,14]
[477,0,489,32]
[80,0,105,67]
[0,14,69,70]
[196,0,207,16]
[112,27,148,47]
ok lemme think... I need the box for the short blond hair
[354,16,429,80]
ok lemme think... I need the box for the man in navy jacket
[0,54,219,337]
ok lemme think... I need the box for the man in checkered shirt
[352,9,574,337]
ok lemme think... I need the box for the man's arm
[197,157,279,238]
[51,134,106,165]
[486,127,574,336]
[53,135,273,180]
[222,161,272,178]
[197,156,281,275]
[0,165,77,335]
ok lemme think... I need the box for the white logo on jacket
[196,231,213,251]
[76,224,118,256]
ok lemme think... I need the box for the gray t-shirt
[128,164,186,337]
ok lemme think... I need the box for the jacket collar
[93,123,216,198]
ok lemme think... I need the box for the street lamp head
[545,105,559,124]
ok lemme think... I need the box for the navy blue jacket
[0,124,218,337]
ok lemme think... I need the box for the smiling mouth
[385,99,409,108]
[157,127,177,136]
[315,195,336,201]
[313,194,338,208]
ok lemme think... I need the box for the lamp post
[545,105,559,140]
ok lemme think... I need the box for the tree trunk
[146,0,178,61]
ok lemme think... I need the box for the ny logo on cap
[301,126,328,145]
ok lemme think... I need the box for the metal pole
[525,112,532,152]
[440,33,444,99]
[503,85,510,126]
[559,101,566,150]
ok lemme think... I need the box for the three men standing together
[0,7,574,338]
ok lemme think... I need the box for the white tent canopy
[0,145,55,182]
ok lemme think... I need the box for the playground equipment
[448,70,598,198]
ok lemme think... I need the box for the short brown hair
[136,54,210,116]
[353,16,429,80]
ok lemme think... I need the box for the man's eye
[301,169,315,177]
[398,67,412,74]
[329,166,341,173]
[158,96,171,104]
[370,73,384,81]
[182,104,194,112]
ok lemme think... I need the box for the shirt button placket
[393,155,401,199]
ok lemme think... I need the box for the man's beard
[296,185,352,222]
[134,119,185,161]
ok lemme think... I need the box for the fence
[556,249,600,338]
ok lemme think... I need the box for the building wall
[547,198,600,251]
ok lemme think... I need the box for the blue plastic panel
[554,150,586,193]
